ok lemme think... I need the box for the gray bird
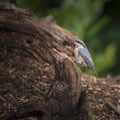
[70,39,98,77]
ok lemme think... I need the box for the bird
[69,39,98,77]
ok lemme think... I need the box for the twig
[106,102,120,115]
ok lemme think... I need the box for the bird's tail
[92,67,98,77]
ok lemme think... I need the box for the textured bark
[0,2,89,120]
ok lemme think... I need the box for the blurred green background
[1,0,120,77]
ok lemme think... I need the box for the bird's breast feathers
[74,47,84,64]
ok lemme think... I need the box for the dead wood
[0,2,89,120]
[106,102,120,115]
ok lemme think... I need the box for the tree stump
[0,2,89,120]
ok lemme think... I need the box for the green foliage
[48,0,112,76]
[49,0,107,38]
[1,0,119,76]
[18,0,40,13]
[95,43,117,74]
[48,0,120,76]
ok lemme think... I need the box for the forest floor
[82,74,120,120]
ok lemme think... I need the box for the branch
[106,102,120,115]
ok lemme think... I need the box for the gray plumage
[78,47,98,76]
[74,39,98,77]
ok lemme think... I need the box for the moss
[89,111,95,120]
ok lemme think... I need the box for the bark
[0,2,89,120]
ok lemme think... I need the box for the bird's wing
[78,47,98,77]
[78,47,94,67]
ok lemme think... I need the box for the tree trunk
[0,2,89,120]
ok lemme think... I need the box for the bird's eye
[75,40,86,48]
